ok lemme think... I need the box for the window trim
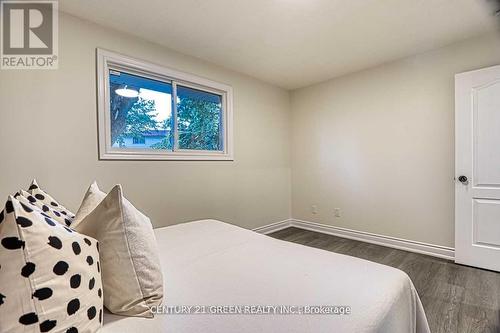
[96,48,234,161]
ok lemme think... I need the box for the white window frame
[96,48,234,161]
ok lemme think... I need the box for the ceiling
[60,0,499,89]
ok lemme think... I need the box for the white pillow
[0,196,103,333]
[72,184,163,318]
[74,182,106,223]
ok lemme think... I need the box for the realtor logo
[1,0,58,69]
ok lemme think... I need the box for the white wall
[290,33,500,247]
[0,13,291,230]
[1,12,498,247]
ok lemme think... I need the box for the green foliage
[177,97,221,151]
[150,118,173,150]
[111,89,221,151]
[114,98,158,147]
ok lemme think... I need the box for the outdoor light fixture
[115,85,139,98]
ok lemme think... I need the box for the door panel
[473,81,500,187]
[473,199,500,248]
[455,64,500,272]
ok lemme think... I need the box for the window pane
[176,85,223,151]
[109,70,173,150]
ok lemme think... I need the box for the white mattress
[102,220,430,333]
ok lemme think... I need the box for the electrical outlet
[311,205,318,215]
[334,208,341,218]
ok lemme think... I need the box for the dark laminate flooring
[269,227,500,333]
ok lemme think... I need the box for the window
[97,49,233,160]
[132,136,146,145]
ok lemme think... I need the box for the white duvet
[102,220,430,333]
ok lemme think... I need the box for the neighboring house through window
[132,136,146,145]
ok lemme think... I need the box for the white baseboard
[252,219,292,234]
[254,218,455,260]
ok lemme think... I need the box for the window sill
[99,150,234,161]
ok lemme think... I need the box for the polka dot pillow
[0,196,103,333]
[27,180,76,226]
[17,189,74,227]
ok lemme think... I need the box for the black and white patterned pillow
[17,189,74,227]
[0,196,103,333]
[27,180,76,226]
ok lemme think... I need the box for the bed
[102,220,430,333]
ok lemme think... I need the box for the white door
[455,64,500,272]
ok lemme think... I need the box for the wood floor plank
[269,227,500,333]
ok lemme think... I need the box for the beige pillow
[72,185,163,318]
[74,182,106,223]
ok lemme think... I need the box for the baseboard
[252,219,292,234]
[254,218,455,260]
